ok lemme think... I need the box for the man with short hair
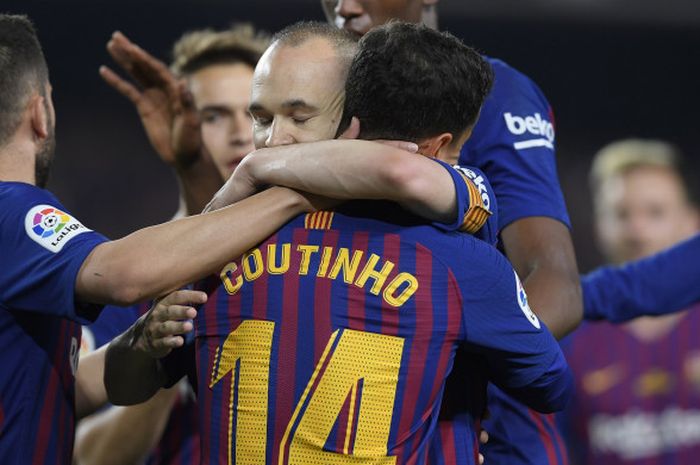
[106,21,572,465]
[0,14,327,464]
[76,24,272,465]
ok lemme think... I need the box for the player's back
[195,200,570,465]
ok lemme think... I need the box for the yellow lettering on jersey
[220,262,244,296]
[297,244,320,275]
[328,248,364,284]
[354,253,395,295]
[317,246,334,278]
[242,249,264,281]
[281,329,403,464]
[210,320,275,465]
[268,243,291,275]
[383,273,419,308]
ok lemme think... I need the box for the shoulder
[0,182,60,207]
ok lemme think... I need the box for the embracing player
[105,21,571,465]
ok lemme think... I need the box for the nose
[265,119,294,148]
[229,111,253,147]
[336,0,363,20]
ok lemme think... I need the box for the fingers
[106,31,177,92]
[99,65,141,104]
[479,452,485,465]
[374,139,419,153]
[479,429,489,444]
[158,289,207,307]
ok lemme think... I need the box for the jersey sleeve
[582,233,700,322]
[430,159,497,244]
[458,240,573,412]
[459,58,570,230]
[0,183,108,323]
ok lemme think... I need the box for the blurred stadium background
[5,0,699,272]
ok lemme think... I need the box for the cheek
[201,125,228,158]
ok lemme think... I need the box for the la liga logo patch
[514,270,541,329]
[24,204,91,253]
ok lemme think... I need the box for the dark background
[4,0,699,272]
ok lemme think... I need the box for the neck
[0,139,37,185]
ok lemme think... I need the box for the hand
[131,289,206,359]
[293,189,340,213]
[339,116,419,153]
[100,31,204,169]
[478,428,488,464]
[203,154,258,212]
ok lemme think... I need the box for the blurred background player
[561,139,700,465]
[74,25,269,465]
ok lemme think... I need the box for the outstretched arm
[583,233,700,322]
[76,187,321,306]
[208,140,459,223]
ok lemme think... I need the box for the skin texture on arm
[74,346,109,420]
[73,386,179,465]
[75,186,319,307]
[208,139,458,223]
[501,217,583,339]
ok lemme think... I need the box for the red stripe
[528,409,558,465]
[32,318,69,465]
[346,232,369,333]
[395,239,431,463]
[381,233,401,337]
[429,249,462,403]
[272,235,302,464]
[546,413,569,465]
[334,386,352,453]
[252,238,271,322]
[199,296,216,464]
[439,422,458,465]
[313,230,336,360]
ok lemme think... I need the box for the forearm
[74,387,178,465]
[583,233,700,322]
[75,346,109,419]
[104,320,168,405]
[76,187,304,306]
[243,140,457,222]
[502,217,583,339]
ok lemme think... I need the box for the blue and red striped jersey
[0,182,107,465]
[560,305,700,465]
[194,200,570,465]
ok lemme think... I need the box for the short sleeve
[0,183,108,323]
[458,241,572,410]
[430,159,496,244]
[459,58,570,230]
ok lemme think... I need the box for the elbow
[526,367,574,414]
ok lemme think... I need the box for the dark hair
[342,22,493,142]
[0,14,49,147]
